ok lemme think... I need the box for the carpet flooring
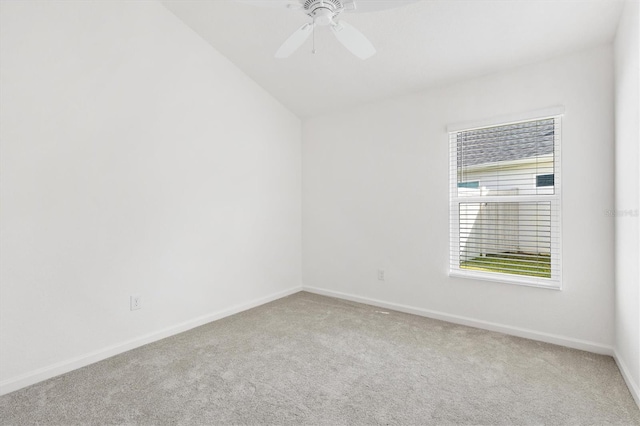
[1,291,639,425]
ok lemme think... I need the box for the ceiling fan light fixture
[311,8,336,26]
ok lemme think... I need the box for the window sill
[449,270,561,290]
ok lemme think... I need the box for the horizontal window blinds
[449,116,561,288]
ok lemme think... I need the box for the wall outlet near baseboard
[130,295,142,311]
[377,269,385,281]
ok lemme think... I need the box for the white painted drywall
[303,46,615,347]
[0,0,301,388]
[614,0,640,400]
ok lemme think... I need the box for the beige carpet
[1,291,639,425]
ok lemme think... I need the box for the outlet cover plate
[130,295,142,311]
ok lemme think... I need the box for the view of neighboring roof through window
[456,118,555,196]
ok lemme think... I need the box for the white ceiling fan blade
[342,0,357,11]
[275,23,314,58]
[330,20,376,59]
[342,0,419,14]
[236,0,302,10]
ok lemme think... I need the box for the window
[449,115,561,288]
[536,174,554,187]
[458,181,479,189]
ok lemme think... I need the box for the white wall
[614,0,640,404]
[0,0,301,392]
[303,46,615,350]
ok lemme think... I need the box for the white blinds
[449,116,561,288]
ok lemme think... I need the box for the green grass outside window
[460,253,551,278]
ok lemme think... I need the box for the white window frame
[448,108,563,290]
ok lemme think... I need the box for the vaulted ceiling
[162,0,624,117]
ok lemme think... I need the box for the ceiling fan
[241,0,378,59]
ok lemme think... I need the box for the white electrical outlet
[130,295,142,311]
[377,269,385,281]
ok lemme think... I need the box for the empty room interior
[1,0,639,424]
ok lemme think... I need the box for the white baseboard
[302,286,614,356]
[613,350,640,409]
[0,285,302,396]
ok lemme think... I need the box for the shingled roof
[457,118,555,168]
